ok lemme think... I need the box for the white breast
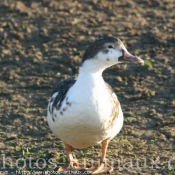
[47,73,123,149]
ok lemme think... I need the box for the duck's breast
[47,76,123,148]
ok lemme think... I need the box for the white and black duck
[47,36,144,174]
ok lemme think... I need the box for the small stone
[116,76,122,83]
[150,109,156,114]
[7,134,18,140]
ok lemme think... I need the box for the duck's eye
[108,45,113,48]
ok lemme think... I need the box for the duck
[47,36,144,174]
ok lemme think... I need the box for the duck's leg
[101,138,108,163]
[92,139,113,174]
[58,142,85,172]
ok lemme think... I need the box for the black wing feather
[52,76,77,110]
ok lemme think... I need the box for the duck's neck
[78,66,103,78]
[76,65,105,87]
[79,59,108,77]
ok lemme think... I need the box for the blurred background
[0,0,175,174]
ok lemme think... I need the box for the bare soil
[0,0,175,174]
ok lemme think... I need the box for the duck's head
[80,37,144,73]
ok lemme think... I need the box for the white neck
[79,59,109,77]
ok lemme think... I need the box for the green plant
[138,116,144,121]
[8,146,15,153]
[124,118,129,122]
[167,165,175,175]
[142,61,154,70]
[117,137,133,150]
[36,149,47,158]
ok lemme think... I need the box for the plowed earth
[0,0,175,174]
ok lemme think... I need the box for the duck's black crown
[82,37,123,63]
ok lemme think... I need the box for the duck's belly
[47,92,123,149]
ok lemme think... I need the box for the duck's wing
[105,82,120,124]
[105,82,115,95]
[51,76,77,111]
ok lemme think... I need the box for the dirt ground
[0,0,175,174]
